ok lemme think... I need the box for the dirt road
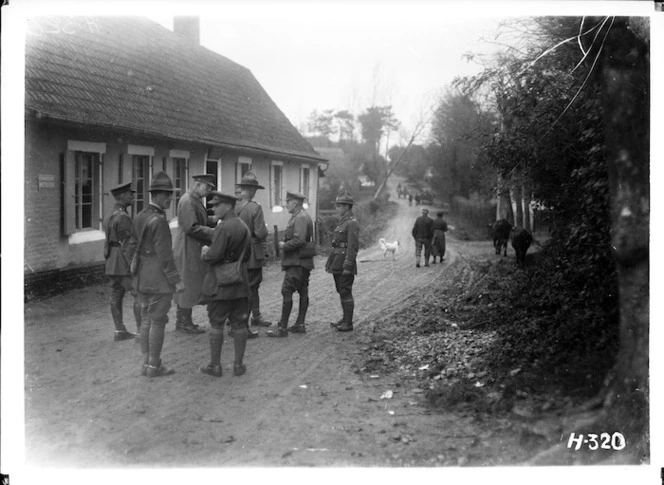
[24,193,512,468]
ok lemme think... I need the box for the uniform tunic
[325,212,360,300]
[132,203,181,295]
[281,208,314,297]
[201,213,251,301]
[235,198,268,270]
[325,213,360,275]
[104,203,135,278]
[173,191,214,308]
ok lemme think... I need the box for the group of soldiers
[411,208,448,267]
[103,170,360,378]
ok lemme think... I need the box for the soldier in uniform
[412,207,434,267]
[103,182,140,341]
[199,191,252,377]
[267,191,314,337]
[431,211,448,264]
[132,172,183,378]
[173,174,216,334]
[326,191,360,332]
[234,171,271,335]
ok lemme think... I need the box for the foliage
[357,105,400,155]
[428,90,496,202]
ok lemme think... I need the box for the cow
[512,227,533,267]
[491,219,512,256]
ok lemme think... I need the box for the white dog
[379,238,400,260]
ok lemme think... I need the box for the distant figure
[412,208,434,267]
[431,211,448,263]
[408,193,413,206]
[512,227,533,267]
[415,194,421,206]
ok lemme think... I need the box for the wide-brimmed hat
[335,191,354,206]
[236,171,265,189]
[148,171,179,192]
[192,174,216,189]
[286,191,306,201]
[110,182,136,196]
[209,191,239,206]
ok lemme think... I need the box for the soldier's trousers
[247,267,264,313]
[333,273,355,300]
[138,292,172,366]
[207,298,250,331]
[109,275,142,331]
[281,267,311,301]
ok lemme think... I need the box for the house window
[271,161,284,207]
[206,160,219,188]
[63,141,106,236]
[74,151,100,230]
[132,155,150,214]
[300,165,311,201]
[173,157,188,213]
[236,156,252,183]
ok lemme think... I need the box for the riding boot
[291,295,308,333]
[175,305,183,330]
[209,327,224,365]
[111,297,134,340]
[147,321,166,366]
[133,298,143,335]
[337,299,354,332]
[415,255,420,268]
[179,307,205,334]
[233,327,248,375]
[267,300,291,337]
[140,317,151,375]
[331,296,345,328]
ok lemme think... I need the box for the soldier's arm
[117,214,137,261]
[282,215,307,252]
[251,204,268,242]
[344,220,360,272]
[179,198,214,243]
[151,217,180,286]
[412,220,418,238]
[202,224,229,264]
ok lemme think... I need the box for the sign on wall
[38,173,56,189]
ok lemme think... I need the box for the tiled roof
[25,17,325,162]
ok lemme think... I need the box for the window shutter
[62,150,76,235]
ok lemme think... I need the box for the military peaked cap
[286,191,306,201]
[209,191,239,206]
[110,182,136,196]
[236,171,265,189]
[192,174,217,189]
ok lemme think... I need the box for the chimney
[173,16,200,45]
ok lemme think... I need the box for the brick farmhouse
[24,16,326,283]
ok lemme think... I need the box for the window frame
[270,160,284,208]
[300,164,311,202]
[63,140,106,236]
[236,156,252,184]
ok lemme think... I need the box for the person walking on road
[326,191,360,332]
[267,191,315,338]
[408,193,413,206]
[132,172,182,378]
[199,191,251,377]
[431,211,448,264]
[235,171,271,334]
[173,174,216,335]
[412,208,434,268]
[103,182,141,341]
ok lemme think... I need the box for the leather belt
[332,242,348,248]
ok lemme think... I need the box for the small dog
[379,238,400,260]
